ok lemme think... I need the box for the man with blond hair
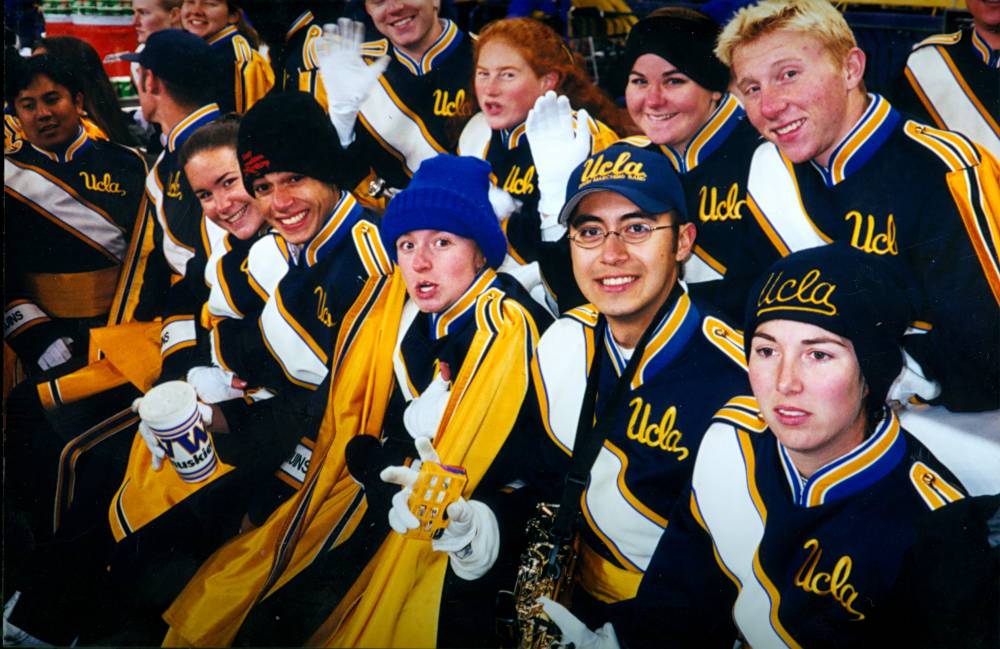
[713,0,1000,420]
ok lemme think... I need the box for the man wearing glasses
[520,144,751,630]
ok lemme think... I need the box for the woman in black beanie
[619,8,778,322]
[543,244,998,649]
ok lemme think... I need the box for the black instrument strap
[550,289,679,543]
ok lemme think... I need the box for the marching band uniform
[4,126,148,370]
[531,285,749,624]
[205,24,274,115]
[339,20,473,203]
[616,96,777,321]
[623,245,997,649]
[895,27,1000,160]
[628,403,988,648]
[746,95,1000,412]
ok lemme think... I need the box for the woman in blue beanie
[199,153,554,648]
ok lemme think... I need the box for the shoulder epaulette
[351,218,393,278]
[563,304,600,327]
[701,315,747,370]
[912,30,962,51]
[615,135,652,148]
[713,395,767,433]
[903,120,981,171]
[909,461,964,510]
[231,33,255,62]
[303,24,322,69]
[474,287,507,332]
[362,39,389,58]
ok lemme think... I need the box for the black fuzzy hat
[237,91,347,195]
[744,243,916,410]
[622,12,730,94]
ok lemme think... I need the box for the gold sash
[576,541,643,604]
[162,272,406,647]
[310,290,538,648]
[25,267,120,319]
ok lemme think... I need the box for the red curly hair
[473,18,635,135]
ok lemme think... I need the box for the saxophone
[511,503,578,649]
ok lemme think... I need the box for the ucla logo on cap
[578,150,647,188]
[757,268,838,317]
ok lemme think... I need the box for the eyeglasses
[568,222,677,249]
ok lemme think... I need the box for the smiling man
[716,0,1000,413]
[522,143,749,630]
[4,54,148,374]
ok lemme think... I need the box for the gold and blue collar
[971,28,1000,69]
[303,191,363,266]
[286,11,314,41]
[206,24,240,46]
[428,268,498,340]
[166,103,221,153]
[602,285,701,389]
[393,19,462,76]
[31,126,91,163]
[779,409,906,508]
[809,94,900,187]
[659,93,746,173]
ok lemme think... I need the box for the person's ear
[843,46,866,92]
[168,6,181,26]
[73,92,85,116]
[540,71,559,93]
[674,221,696,262]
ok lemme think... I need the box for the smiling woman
[179,115,266,241]
[181,0,273,113]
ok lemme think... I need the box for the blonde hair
[716,0,857,67]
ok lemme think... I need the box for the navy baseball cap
[558,144,688,225]
[122,29,215,86]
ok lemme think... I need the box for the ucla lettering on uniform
[166,170,184,199]
[314,286,335,328]
[757,269,838,317]
[794,538,866,621]
[845,211,899,256]
[579,151,647,187]
[626,397,689,460]
[432,89,469,117]
[79,171,127,196]
[698,183,745,222]
[502,164,536,195]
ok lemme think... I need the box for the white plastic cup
[138,381,218,482]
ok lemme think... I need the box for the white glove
[402,369,450,440]
[525,91,592,240]
[538,597,621,649]
[315,18,391,148]
[431,498,500,580]
[488,184,521,222]
[37,337,73,371]
[380,438,499,580]
[186,365,245,404]
[381,436,440,533]
[888,350,942,407]
[131,396,214,471]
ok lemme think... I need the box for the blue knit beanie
[381,154,508,269]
